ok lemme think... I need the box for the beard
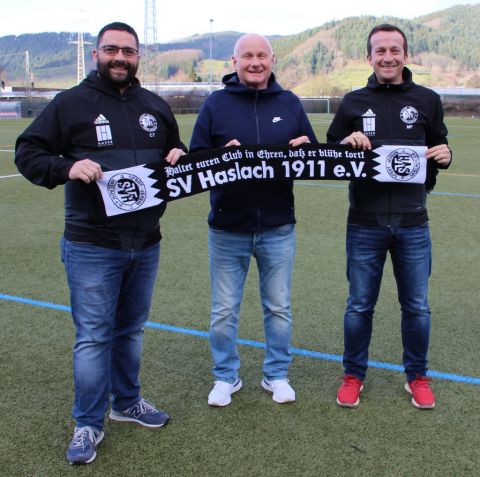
[97,59,138,89]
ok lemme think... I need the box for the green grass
[1,115,479,476]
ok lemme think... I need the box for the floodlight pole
[209,19,213,90]
[144,0,158,86]
[0,51,32,89]
[25,50,30,91]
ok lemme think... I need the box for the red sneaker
[336,375,364,407]
[405,376,435,409]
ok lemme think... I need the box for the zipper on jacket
[254,90,261,143]
[386,89,393,227]
[254,90,262,231]
[121,95,141,248]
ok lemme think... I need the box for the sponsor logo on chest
[93,112,159,147]
[94,114,113,147]
[362,109,376,136]
[361,105,419,136]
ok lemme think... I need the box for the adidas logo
[362,109,375,117]
[94,114,110,125]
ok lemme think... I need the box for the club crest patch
[107,173,147,211]
[139,113,157,133]
[385,147,421,181]
[400,106,418,125]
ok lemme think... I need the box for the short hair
[367,24,408,56]
[96,22,139,49]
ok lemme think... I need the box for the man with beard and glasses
[15,22,186,465]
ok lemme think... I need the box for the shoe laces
[128,398,157,417]
[71,427,93,450]
[340,375,362,388]
[269,379,290,389]
[411,375,432,388]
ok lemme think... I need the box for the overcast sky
[1,0,476,42]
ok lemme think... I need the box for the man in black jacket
[15,22,186,464]
[190,34,316,407]
[327,24,451,410]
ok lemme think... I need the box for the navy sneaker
[66,426,104,465]
[109,398,170,428]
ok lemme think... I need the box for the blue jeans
[208,224,296,383]
[343,223,432,382]
[61,238,160,430]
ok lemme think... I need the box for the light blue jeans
[61,238,160,430]
[208,224,296,383]
[343,223,432,381]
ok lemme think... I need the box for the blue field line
[298,182,347,189]
[431,191,480,198]
[2,293,480,386]
[0,293,71,311]
[296,182,480,198]
[147,320,209,339]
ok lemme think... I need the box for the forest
[1,4,479,94]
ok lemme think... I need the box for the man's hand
[164,148,186,165]
[225,139,241,147]
[341,131,372,150]
[426,144,451,166]
[68,159,103,183]
[289,136,310,147]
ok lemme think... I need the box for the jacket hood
[366,67,414,92]
[82,70,141,98]
[221,72,283,95]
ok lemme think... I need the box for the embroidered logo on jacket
[107,173,147,212]
[362,109,376,136]
[385,147,421,181]
[400,106,418,129]
[139,113,158,137]
[272,116,283,123]
[94,114,113,147]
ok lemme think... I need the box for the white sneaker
[208,378,242,407]
[261,378,296,403]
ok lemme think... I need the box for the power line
[69,33,92,84]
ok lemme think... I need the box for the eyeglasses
[98,45,139,57]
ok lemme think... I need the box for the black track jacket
[327,67,450,227]
[15,71,186,250]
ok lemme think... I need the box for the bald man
[190,34,317,407]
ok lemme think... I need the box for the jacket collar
[366,67,415,92]
[83,70,141,98]
[221,72,283,95]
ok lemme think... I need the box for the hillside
[1,4,479,93]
